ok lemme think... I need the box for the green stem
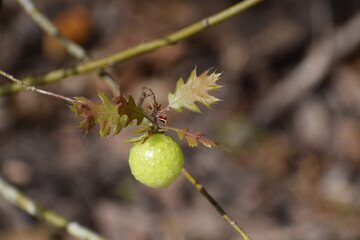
[0,176,108,240]
[0,0,263,96]
[182,168,251,240]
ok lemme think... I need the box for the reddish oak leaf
[166,126,228,150]
[116,89,144,127]
[70,91,144,137]
[168,68,222,112]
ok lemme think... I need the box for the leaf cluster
[70,91,144,137]
[70,68,225,149]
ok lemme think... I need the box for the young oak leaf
[166,126,228,151]
[168,68,222,113]
[70,91,144,138]
[70,92,125,137]
[115,90,145,128]
[133,123,153,133]
[123,133,149,143]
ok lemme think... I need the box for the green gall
[129,134,184,188]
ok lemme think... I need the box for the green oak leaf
[70,91,144,137]
[168,68,222,112]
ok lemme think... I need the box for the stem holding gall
[182,168,251,240]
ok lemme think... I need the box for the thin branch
[182,168,251,240]
[0,176,108,240]
[16,0,87,59]
[16,0,120,96]
[0,69,78,103]
[0,0,263,96]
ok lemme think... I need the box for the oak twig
[0,176,108,240]
[182,168,251,240]
[0,0,263,96]
[0,70,78,103]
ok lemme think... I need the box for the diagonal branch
[0,176,108,240]
[16,0,87,60]
[16,0,120,96]
[182,168,251,240]
[0,0,263,96]
[0,69,78,103]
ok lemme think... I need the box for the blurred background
[1,0,360,239]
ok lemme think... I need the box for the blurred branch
[0,69,78,102]
[0,176,108,240]
[16,0,87,59]
[253,9,360,125]
[16,0,119,96]
[0,0,263,96]
[182,168,251,240]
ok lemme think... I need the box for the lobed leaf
[168,68,222,113]
[123,133,149,143]
[116,90,145,127]
[133,123,153,133]
[70,91,145,137]
[168,127,228,151]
